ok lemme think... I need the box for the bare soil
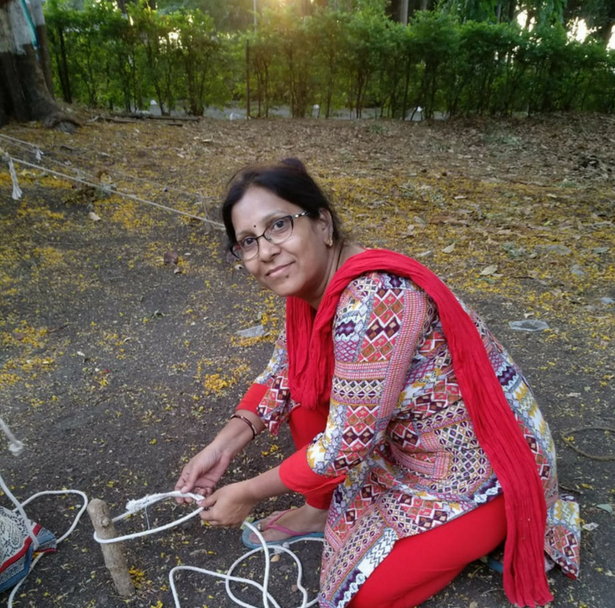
[0,112,614,608]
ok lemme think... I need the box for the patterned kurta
[252,271,580,608]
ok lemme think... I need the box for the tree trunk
[51,25,72,103]
[0,0,76,129]
[29,0,54,97]
[399,0,409,26]
[246,40,251,118]
[594,22,614,46]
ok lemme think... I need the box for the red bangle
[230,413,258,440]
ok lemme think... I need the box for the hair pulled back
[221,158,343,247]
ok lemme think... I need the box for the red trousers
[348,495,506,608]
[288,406,508,608]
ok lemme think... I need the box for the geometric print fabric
[253,271,581,608]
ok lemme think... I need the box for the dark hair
[221,158,343,247]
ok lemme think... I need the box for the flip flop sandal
[479,553,555,575]
[480,544,504,573]
[241,509,324,549]
[479,555,504,573]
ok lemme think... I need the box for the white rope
[3,406,319,608]
[18,489,89,543]
[0,415,24,455]
[0,464,38,548]
[0,132,210,204]
[0,133,43,161]
[2,152,23,200]
[93,491,205,544]
[93,491,323,608]
[1,486,89,608]
[0,133,41,149]
[0,419,89,608]
[169,522,322,608]
[171,523,322,608]
[4,154,224,229]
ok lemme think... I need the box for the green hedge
[45,1,615,117]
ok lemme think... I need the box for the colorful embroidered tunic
[251,271,580,608]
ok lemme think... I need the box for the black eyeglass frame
[230,211,314,260]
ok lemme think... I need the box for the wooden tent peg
[87,498,135,597]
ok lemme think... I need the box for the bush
[44,2,615,117]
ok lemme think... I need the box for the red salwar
[238,387,507,608]
[347,495,506,608]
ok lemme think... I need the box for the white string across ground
[0,133,37,148]
[0,132,212,205]
[1,150,224,229]
[0,416,24,456]
[0,133,43,160]
[11,156,224,227]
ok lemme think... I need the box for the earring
[326,237,333,247]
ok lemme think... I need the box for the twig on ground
[560,426,615,461]
[558,484,581,494]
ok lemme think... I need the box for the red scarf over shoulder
[286,249,552,608]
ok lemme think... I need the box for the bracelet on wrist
[230,413,258,440]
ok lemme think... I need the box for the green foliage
[344,9,392,116]
[45,0,229,114]
[306,8,351,118]
[256,5,317,118]
[448,20,523,115]
[43,1,615,118]
[438,0,499,24]
[408,11,459,118]
[565,0,615,45]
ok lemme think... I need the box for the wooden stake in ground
[87,498,135,596]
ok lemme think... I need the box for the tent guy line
[0,132,214,205]
[2,153,225,229]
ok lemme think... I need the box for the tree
[30,0,55,95]
[439,0,500,23]
[565,0,615,46]
[0,0,76,128]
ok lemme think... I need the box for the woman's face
[231,186,333,306]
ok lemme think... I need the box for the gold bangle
[230,413,258,440]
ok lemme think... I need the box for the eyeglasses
[230,211,313,260]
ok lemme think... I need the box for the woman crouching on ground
[175,158,580,608]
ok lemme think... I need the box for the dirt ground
[1,112,614,608]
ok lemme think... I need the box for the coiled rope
[1,415,321,608]
[96,492,322,608]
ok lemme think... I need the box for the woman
[175,159,580,608]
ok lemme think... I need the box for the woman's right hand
[174,445,232,503]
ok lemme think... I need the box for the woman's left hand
[198,481,257,527]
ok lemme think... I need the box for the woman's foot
[246,504,327,545]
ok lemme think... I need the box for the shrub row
[45,1,615,117]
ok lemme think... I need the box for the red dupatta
[285,249,552,608]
